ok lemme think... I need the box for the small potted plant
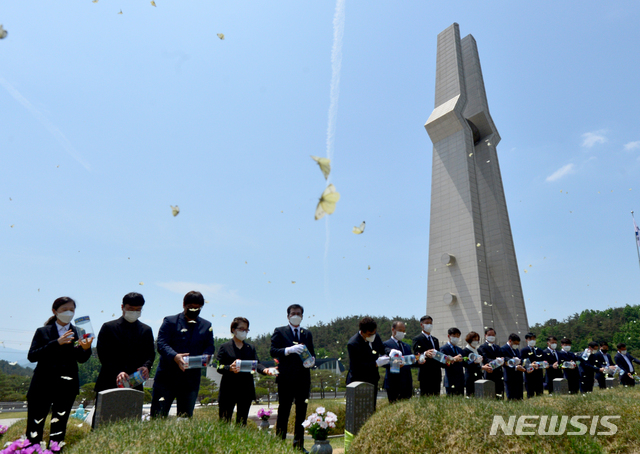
[301,407,337,453]
[257,408,272,432]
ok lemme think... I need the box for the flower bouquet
[257,408,272,421]
[301,407,337,441]
[1,437,63,454]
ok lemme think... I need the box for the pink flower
[0,425,7,435]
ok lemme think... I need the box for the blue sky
[2,1,640,359]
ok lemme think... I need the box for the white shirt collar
[423,331,431,337]
[467,344,478,353]
[289,323,301,333]
[55,321,70,336]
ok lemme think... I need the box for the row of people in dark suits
[344,315,640,406]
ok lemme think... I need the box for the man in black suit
[501,333,526,400]
[615,343,640,387]
[270,304,316,452]
[594,342,614,389]
[150,291,214,418]
[477,327,504,398]
[413,315,443,396]
[94,293,155,394]
[579,341,604,393]
[520,333,544,398]
[558,338,579,394]
[383,321,413,403]
[439,328,464,396]
[346,317,389,409]
[543,336,563,394]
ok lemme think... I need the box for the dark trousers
[525,378,544,398]
[150,380,199,417]
[596,374,606,389]
[387,385,412,403]
[580,374,595,393]
[485,369,504,398]
[621,374,635,386]
[419,374,441,396]
[276,382,309,446]
[445,386,464,396]
[219,398,252,425]
[26,392,75,445]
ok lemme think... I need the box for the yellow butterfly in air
[0,25,7,40]
[118,9,123,14]
[170,205,179,216]
[92,0,98,3]
[352,221,365,234]
[314,184,340,220]
[150,0,156,6]
[217,33,225,40]
[310,156,331,180]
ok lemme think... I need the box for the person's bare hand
[230,360,239,374]
[78,336,94,350]
[57,330,74,346]
[117,372,129,386]
[174,353,189,371]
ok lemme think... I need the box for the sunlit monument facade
[424,23,528,343]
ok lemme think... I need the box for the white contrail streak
[324,0,346,306]
[0,76,91,171]
[325,0,346,164]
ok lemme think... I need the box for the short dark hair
[600,341,609,348]
[123,292,145,307]
[525,332,536,340]
[465,331,480,343]
[588,341,599,349]
[485,327,495,335]
[420,315,433,323]
[391,320,404,330]
[45,296,76,326]
[359,316,377,333]
[183,291,204,307]
[448,327,461,336]
[508,333,520,342]
[560,338,572,345]
[547,336,558,342]
[287,304,304,316]
[230,317,249,333]
[617,343,626,350]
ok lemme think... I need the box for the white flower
[325,411,337,420]
[319,421,328,429]
[302,420,311,428]
[316,406,326,415]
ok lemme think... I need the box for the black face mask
[185,308,201,320]
[602,350,608,354]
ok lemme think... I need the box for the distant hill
[0,359,34,377]
[530,304,640,356]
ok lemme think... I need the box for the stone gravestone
[93,388,144,428]
[344,382,375,452]
[553,378,569,395]
[606,377,619,389]
[474,379,495,399]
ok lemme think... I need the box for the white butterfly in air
[51,418,59,423]
[170,205,179,216]
[0,25,8,39]
[57,411,66,416]
[310,156,331,180]
[34,418,43,424]
[9,361,17,366]
[314,184,340,220]
[30,432,38,438]
[352,221,365,234]
[61,376,72,380]
[217,33,225,40]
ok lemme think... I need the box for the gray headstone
[606,377,619,389]
[345,382,375,436]
[553,378,568,395]
[474,379,495,398]
[94,388,144,428]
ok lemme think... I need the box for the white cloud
[546,163,575,182]
[156,281,248,306]
[581,130,607,148]
[624,141,640,151]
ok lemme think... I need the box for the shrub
[3,416,90,450]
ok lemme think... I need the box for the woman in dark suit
[461,331,492,397]
[26,297,93,446]
[216,317,275,425]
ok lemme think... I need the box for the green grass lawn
[0,411,27,420]
[350,387,640,454]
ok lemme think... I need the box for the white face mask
[528,340,536,347]
[511,343,520,349]
[449,336,460,346]
[394,331,405,341]
[620,350,627,356]
[365,335,375,343]
[549,343,557,350]
[56,310,74,325]
[422,324,432,333]
[562,345,571,352]
[123,311,141,323]
[486,336,496,343]
[235,330,248,341]
[289,315,302,327]
[471,341,480,348]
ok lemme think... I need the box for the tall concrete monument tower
[424,23,528,343]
